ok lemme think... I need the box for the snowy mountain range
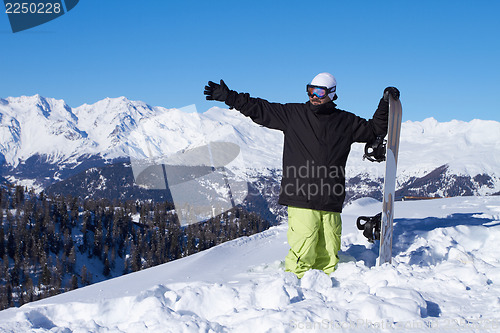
[1,95,499,212]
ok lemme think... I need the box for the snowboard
[356,95,402,265]
[378,95,402,264]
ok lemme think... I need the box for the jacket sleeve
[224,90,289,131]
[351,98,389,143]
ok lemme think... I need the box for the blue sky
[1,0,499,122]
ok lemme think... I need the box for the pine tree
[80,265,90,286]
[40,263,51,287]
[186,229,196,256]
[93,226,103,258]
[6,283,13,308]
[80,211,91,254]
[70,274,78,290]
[67,246,77,274]
[130,243,141,272]
[6,226,15,259]
[110,246,116,270]
[69,197,79,228]
[0,227,5,259]
[13,185,24,208]
[23,276,35,304]
[103,257,111,277]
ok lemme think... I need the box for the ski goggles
[306,84,336,99]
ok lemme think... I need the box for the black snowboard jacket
[225,91,389,213]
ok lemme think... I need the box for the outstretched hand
[383,87,400,101]
[204,79,230,102]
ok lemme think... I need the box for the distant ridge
[0,95,498,205]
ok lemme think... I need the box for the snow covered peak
[72,97,160,158]
[403,117,500,144]
[0,95,86,165]
[396,118,500,176]
[73,96,156,129]
[4,94,75,120]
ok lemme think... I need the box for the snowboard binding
[363,136,386,163]
[356,212,382,243]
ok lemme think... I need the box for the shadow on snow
[341,213,499,268]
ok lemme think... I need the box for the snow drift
[1,196,499,332]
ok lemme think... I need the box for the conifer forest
[0,185,271,310]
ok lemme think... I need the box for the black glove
[204,79,230,102]
[383,86,400,102]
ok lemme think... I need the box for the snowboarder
[204,73,399,278]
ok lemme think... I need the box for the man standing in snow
[204,73,399,278]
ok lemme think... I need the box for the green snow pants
[285,206,342,278]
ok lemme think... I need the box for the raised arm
[204,79,289,131]
[352,87,400,142]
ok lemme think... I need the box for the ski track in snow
[1,196,500,332]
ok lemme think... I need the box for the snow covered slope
[1,196,499,332]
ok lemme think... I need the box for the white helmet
[310,72,337,100]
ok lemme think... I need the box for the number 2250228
[5,2,62,14]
